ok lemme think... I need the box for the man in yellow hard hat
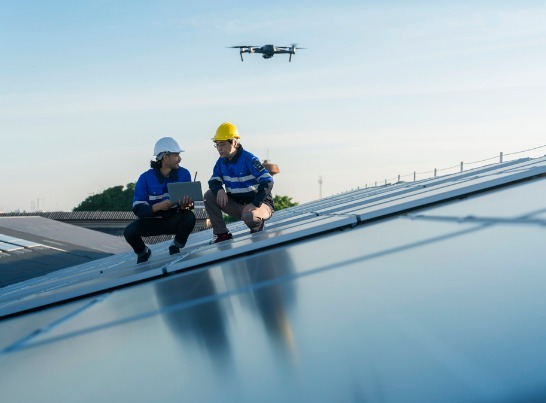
[204,122,274,243]
[124,137,196,263]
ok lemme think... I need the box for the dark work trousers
[124,210,196,254]
[204,189,272,234]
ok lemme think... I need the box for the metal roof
[1,156,546,402]
[0,216,131,287]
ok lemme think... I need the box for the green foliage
[73,183,135,211]
[273,195,298,210]
[73,185,299,215]
[223,215,240,224]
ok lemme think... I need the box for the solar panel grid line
[0,295,111,354]
[406,214,546,226]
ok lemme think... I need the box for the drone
[229,44,305,62]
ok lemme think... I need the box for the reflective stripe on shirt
[227,185,258,193]
[149,193,169,201]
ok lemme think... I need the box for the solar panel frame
[0,234,43,248]
[0,242,24,252]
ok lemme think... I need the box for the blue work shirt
[133,167,191,218]
[208,146,274,209]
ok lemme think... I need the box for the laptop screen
[167,181,204,205]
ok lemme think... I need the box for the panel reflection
[154,270,232,370]
[228,248,298,363]
[154,247,298,370]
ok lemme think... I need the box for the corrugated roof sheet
[0,209,210,220]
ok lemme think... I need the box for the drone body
[229,44,305,62]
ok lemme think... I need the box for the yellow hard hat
[212,122,241,141]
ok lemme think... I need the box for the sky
[1,0,546,212]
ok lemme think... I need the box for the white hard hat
[154,137,184,160]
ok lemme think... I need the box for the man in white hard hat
[204,122,274,243]
[124,137,196,263]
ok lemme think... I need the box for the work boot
[136,247,152,264]
[169,240,186,255]
[210,232,233,244]
[169,245,180,255]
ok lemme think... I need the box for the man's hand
[153,199,175,212]
[217,189,228,207]
[179,196,194,210]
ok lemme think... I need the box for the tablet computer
[167,181,204,208]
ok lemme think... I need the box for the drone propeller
[277,44,306,50]
[288,44,306,62]
[228,46,255,61]
[291,43,306,50]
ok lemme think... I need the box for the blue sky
[2,1,546,212]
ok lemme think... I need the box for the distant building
[0,210,211,244]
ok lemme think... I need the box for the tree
[74,185,299,214]
[273,195,298,210]
[73,183,135,211]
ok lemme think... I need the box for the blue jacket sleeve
[132,173,154,218]
[246,156,274,207]
[208,160,224,195]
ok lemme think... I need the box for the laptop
[167,181,204,208]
